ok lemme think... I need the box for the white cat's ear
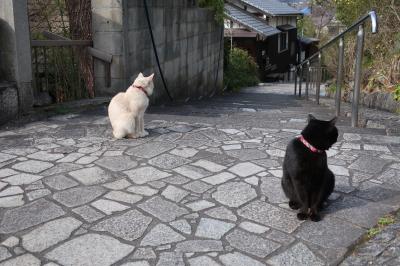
[138,72,144,78]
[330,116,338,125]
[148,73,155,80]
[308,114,316,123]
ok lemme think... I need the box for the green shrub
[327,83,337,95]
[198,0,224,24]
[394,84,400,101]
[224,47,260,91]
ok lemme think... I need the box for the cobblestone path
[0,85,399,265]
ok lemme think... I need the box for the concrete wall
[0,83,18,125]
[92,0,224,103]
[0,0,33,115]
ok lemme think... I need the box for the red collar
[298,135,325,154]
[134,85,148,97]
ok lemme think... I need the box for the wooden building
[224,0,302,81]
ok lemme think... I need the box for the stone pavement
[0,84,400,266]
[341,216,400,266]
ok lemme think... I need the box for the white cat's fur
[108,73,154,139]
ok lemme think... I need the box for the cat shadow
[320,185,400,216]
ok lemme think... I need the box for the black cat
[281,114,338,222]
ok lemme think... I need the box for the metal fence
[31,40,92,103]
[31,32,112,104]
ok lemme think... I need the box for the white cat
[108,73,154,139]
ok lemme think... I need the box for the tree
[65,0,94,97]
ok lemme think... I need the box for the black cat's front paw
[297,213,308,220]
[310,213,321,222]
[289,201,301,210]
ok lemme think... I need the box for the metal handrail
[294,11,378,127]
[297,11,378,67]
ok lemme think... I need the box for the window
[278,32,288,53]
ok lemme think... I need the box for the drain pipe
[210,26,224,97]
[143,0,173,101]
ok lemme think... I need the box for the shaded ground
[341,211,400,266]
[0,84,399,265]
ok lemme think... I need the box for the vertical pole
[310,67,313,90]
[298,65,303,97]
[316,53,321,104]
[44,47,48,92]
[336,37,345,116]
[230,29,233,51]
[352,24,365,127]
[294,68,297,95]
[305,61,310,100]
[34,47,39,92]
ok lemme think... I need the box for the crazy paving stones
[238,200,300,233]
[226,229,280,258]
[92,209,152,241]
[95,156,138,171]
[124,166,171,184]
[138,196,189,222]
[212,182,257,207]
[45,233,134,266]
[0,199,65,234]
[68,166,113,185]
[53,186,106,207]
[140,224,185,246]
[22,217,82,252]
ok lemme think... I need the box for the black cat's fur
[281,114,338,222]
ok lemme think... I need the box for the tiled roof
[224,28,258,38]
[299,37,320,45]
[239,0,302,16]
[224,3,281,37]
[277,24,296,31]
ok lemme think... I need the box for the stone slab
[53,186,106,207]
[138,196,189,222]
[45,233,134,266]
[226,229,280,258]
[0,199,65,234]
[238,200,300,233]
[124,166,171,184]
[22,217,82,252]
[92,209,152,241]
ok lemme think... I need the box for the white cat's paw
[126,134,139,139]
[139,130,149,137]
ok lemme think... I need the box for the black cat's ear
[308,114,316,123]
[330,116,338,125]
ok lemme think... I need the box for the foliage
[224,47,260,91]
[326,83,337,96]
[310,0,400,100]
[367,214,395,239]
[198,0,224,24]
[367,227,381,238]
[393,84,400,101]
[297,16,316,37]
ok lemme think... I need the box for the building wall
[92,0,224,104]
[270,16,297,27]
[266,28,297,75]
[229,27,297,81]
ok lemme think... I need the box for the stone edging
[327,90,400,113]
